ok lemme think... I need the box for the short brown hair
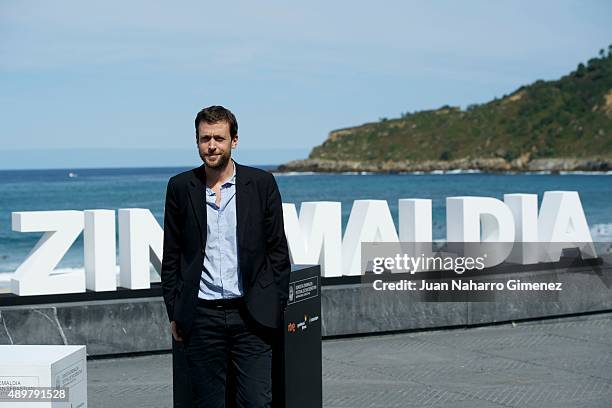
[194,105,238,138]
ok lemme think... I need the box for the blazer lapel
[188,165,207,246]
[235,162,251,250]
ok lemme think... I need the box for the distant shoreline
[278,157,612,174]
[274,170,612,176]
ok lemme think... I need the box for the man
[161,105,291,408]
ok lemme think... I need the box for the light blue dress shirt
[198,161,243,300]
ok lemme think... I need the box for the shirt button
[201,248,205,254]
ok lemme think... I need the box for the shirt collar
[205,160,236,194]
[224,160,236,186]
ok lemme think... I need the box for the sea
[0,166,610,282]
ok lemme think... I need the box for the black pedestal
[173,265,322,408]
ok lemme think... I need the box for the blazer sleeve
[264,173,291,305]
[161,177,181,322]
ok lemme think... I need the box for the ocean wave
[272,171,317,176]
[559,171,612,175]
[426,170,483,174]
[591,224,612,241]
[442,169,482,174]
[396,170,484,175]
[340,171,374,175]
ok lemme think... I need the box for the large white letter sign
[283,202,342,278]
[342,200,399,276]
[446,197,515,242]
[538,191,597,261]
[398,199,432,242]
[504,194,539,264]
[446,197,515,268]
[11,211,85,295]
[118,209,163,289]
[398,199,433,271]
[84,210,117,292]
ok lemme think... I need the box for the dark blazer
[160,162,291,333]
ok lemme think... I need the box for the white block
[446,197,515,268]
[538,191,597,261]
[398,199,433,271]
[504,193,539,264]
[446,197,515,242]
[10,211,85,296]
[283,202,342,278]
[0,345,87,408]
[118,209,163,289]
[84,210,117,292]
[342,200,399,276]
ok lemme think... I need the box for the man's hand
[170,321,183,342]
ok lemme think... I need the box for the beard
[202,150,231,169]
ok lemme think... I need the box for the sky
[1,0,611,168]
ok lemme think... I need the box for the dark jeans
[183,299,273,408]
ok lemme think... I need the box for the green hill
[281,46,612,172]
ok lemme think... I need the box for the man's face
[196,121,238,169]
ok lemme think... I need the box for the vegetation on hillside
[308,46,612,164]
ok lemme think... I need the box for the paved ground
[88,312,612,407]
